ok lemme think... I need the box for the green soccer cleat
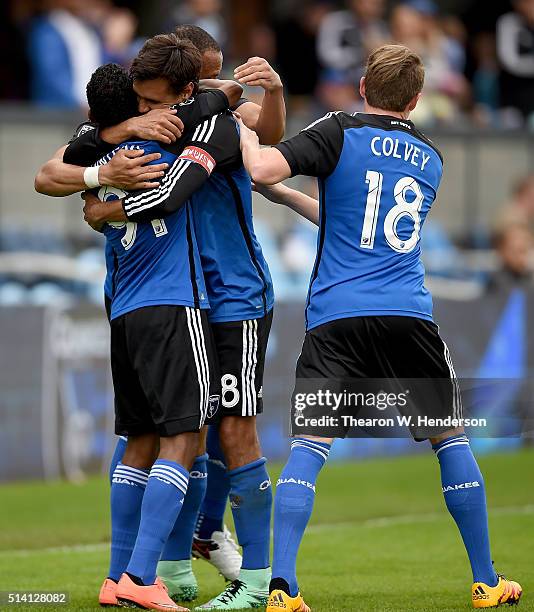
[194,568,270,610]
[157,559,199,602]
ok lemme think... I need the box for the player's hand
[81,192,106,231]
[99,148,168,190]
[234,57,283,93]
[234,113,260,151]
[126,108,185,144]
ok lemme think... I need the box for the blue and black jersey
[93,141,208,320]
[275,112,443,331]
[63,89,230,307]
[125,112,273,324]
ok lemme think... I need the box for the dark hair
[174,24,221,54]
[86,63,138,127]
[130,33,202,95]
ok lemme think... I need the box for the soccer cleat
[99,578,118,607]
[266,590,311,612]
[116,573,189,611]
[472,575,522,608]
[194,569,270,610]
[157,560,198,602]
[192,526,242,581]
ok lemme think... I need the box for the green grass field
[0,450,533,612]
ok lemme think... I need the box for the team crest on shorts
[208,395,220,418]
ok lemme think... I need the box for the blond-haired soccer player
[238,44,523,611]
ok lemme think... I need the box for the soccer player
[82,27,285,608]
[238,44,523,611]
[174,24,285,588]
[94,38,221,612]
[83,82,275,612]
[37,37,242,609]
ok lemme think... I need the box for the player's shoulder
[199,110,239,142]
[341,113,443,165]
[68,121,97,144]
[172,90,227,118]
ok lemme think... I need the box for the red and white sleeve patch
[179,146,216,175]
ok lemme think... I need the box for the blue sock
[126,459,189,585]
[228,457,272,570]
[272,438,331,596]
[161,454,208,561]
[433,435,498,586]
[196,426,230,539]
[109,436,128,484]
[108,463,149,582]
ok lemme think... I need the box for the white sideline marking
[0,543,108,558]
[1,505,533,558]
[307,504,534,533]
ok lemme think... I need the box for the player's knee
[429,426,465,446]
[159,431,199,469]
[196,425,208,457]
[122,433,159,469]
[219,416,261,468]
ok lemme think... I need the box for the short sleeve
[231,97,249,111]
[274,113,344,178]
[196,89,230,117]
[68,122,97,144]
[172,90,229,129]
[64,122,113,166]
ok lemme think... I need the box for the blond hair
[364,44,425,112]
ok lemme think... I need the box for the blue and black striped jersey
[125,112,274,323]
[276,112,443,331]
[63,89,230,305]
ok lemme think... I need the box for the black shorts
[211,309,273,417]
[294,316,462,439]
[111,305,221,437]
[105,294,112,323]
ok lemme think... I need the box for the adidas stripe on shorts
[211,309,273,417]
[111,305,221,437]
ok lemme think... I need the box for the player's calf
[196,418,271,609]
[431,432,523,607]
[157,453,208,601]
[271,437,331,600]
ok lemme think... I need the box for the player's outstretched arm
[253,182,319,226]
[234,57,286,145]
[238,116,291,185]
[35,147,168,197]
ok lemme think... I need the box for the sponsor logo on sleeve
[77,123,96,137]
[179,146,216,175]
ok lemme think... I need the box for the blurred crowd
[1,0,534,307]
[1,0,534,128]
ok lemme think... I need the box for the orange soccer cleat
[99,578,119,607]
[116,572,189,611]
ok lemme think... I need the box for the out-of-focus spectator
[275,2,330,97]
[316,0,389,112]
[497,0,534,124]
[497,174,534,230]
[28,0,104,108]
[488,224,534,291]
[0,1,31,100]
[390,0,470,125]
[171,0,227,51]
[471,32,500,124]
[27,0,138,109]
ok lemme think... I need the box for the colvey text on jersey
[370,136,431,171]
